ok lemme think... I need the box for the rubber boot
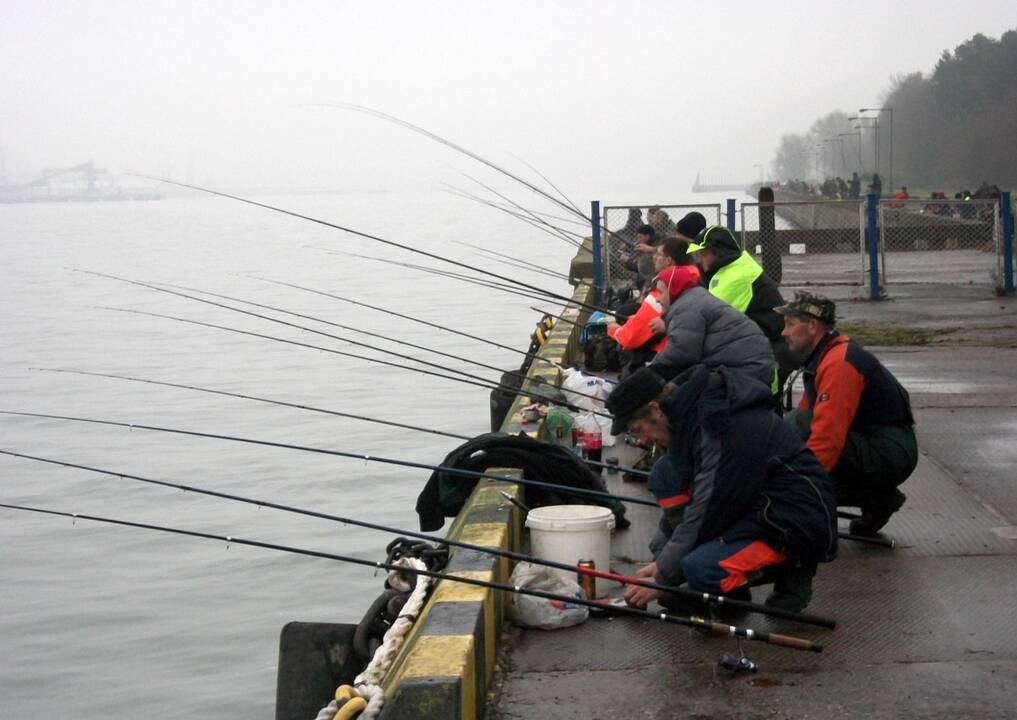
[764,564,815,613]
[850,488,906,536]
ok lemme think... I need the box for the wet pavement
[487,283,1017,719]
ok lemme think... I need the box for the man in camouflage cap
[778,291,917,536]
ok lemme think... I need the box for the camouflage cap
[775,291,836,324]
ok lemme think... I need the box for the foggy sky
[3,0,1016,200]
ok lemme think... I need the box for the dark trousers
[785,408,917,509]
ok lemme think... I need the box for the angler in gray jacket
[648,285,775,389]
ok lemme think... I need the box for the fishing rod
[98,306,610,417]
[147,278,539,383]
[255,275,575,372]
[81,269,571,403]
[0,410,631,504]
[320,104,625,245]
[443,183,589,228]
[461,172,585,246]
[0,501,822,652]
[309,246,579,306]
[442,185,581,249]
[467,248,570,282]
[33,367,645,478]
[452,240,569,280]
[318,103,593,224]
[531,306,583,328]
[506,152,585,218]
[32,368,468,440]
[1,409,879,547]
[0,448,834,629]
[98,270,602,407]
[129,174,607,315]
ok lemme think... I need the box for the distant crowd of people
[780,175,1004,208]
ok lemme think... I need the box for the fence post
[725,198,737,231]
[757,186,781,284]
[866,193,880,300]
[591,200,603,304]
[1002,191,1014,295]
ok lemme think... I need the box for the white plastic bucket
[525,505,615,598]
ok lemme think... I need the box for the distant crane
[32,161,109,194]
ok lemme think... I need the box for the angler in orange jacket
[777,292,917,536]
[607,238,700,375]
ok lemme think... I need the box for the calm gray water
[0,190,577,719]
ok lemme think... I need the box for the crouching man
[777,292,917,536]
[606,366,837,612]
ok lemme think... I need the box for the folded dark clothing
[415,431,630,531]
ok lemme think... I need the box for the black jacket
[415,432,629,531]
[650,366,837,585]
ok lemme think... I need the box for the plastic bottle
[578,413,602,464]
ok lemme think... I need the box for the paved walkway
[487,283,1017,720]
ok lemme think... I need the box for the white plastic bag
[507,562,589,630]
[561,370,617,446]
[561,369,612,412]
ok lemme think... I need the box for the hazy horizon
[3,1,1016,199]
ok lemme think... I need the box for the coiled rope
[314,557,433,720]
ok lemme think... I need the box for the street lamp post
[849,115,879,180]
[839,132,863,174]
[861,107,893,193]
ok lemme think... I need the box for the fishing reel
[717,639,758,675]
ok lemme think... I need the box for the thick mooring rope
[314,557,433,720]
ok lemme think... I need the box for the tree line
[773,30,1017,191]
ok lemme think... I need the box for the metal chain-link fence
[601,203,721,299]
[877,198,1001,288]
[740,200,865,286]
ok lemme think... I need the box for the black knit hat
[605,367,665,436]
[775,291,836,324]
[675,211,707,240]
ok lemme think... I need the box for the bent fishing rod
[148,279,533,382]
[129,174,607,315]
[452,240,570,280]
[0,501,822,653]
[443,185,581,249]
[442,185,587,246]
[461,172,585,247]
[32,368,641,477]
[0,410,631,505]
[81,269,603,408]
[506,151,585,218]
[309,246,586,308]
[98,305,610,418]
[319,104,628,245]
[468,248,570,282]
[317,103,592,224]
[0,448,833,630]
[81,269,507,387]
[256,275,576,371]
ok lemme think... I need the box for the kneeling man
[606,366,837,612]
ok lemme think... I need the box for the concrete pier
[486,281,1017,719]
